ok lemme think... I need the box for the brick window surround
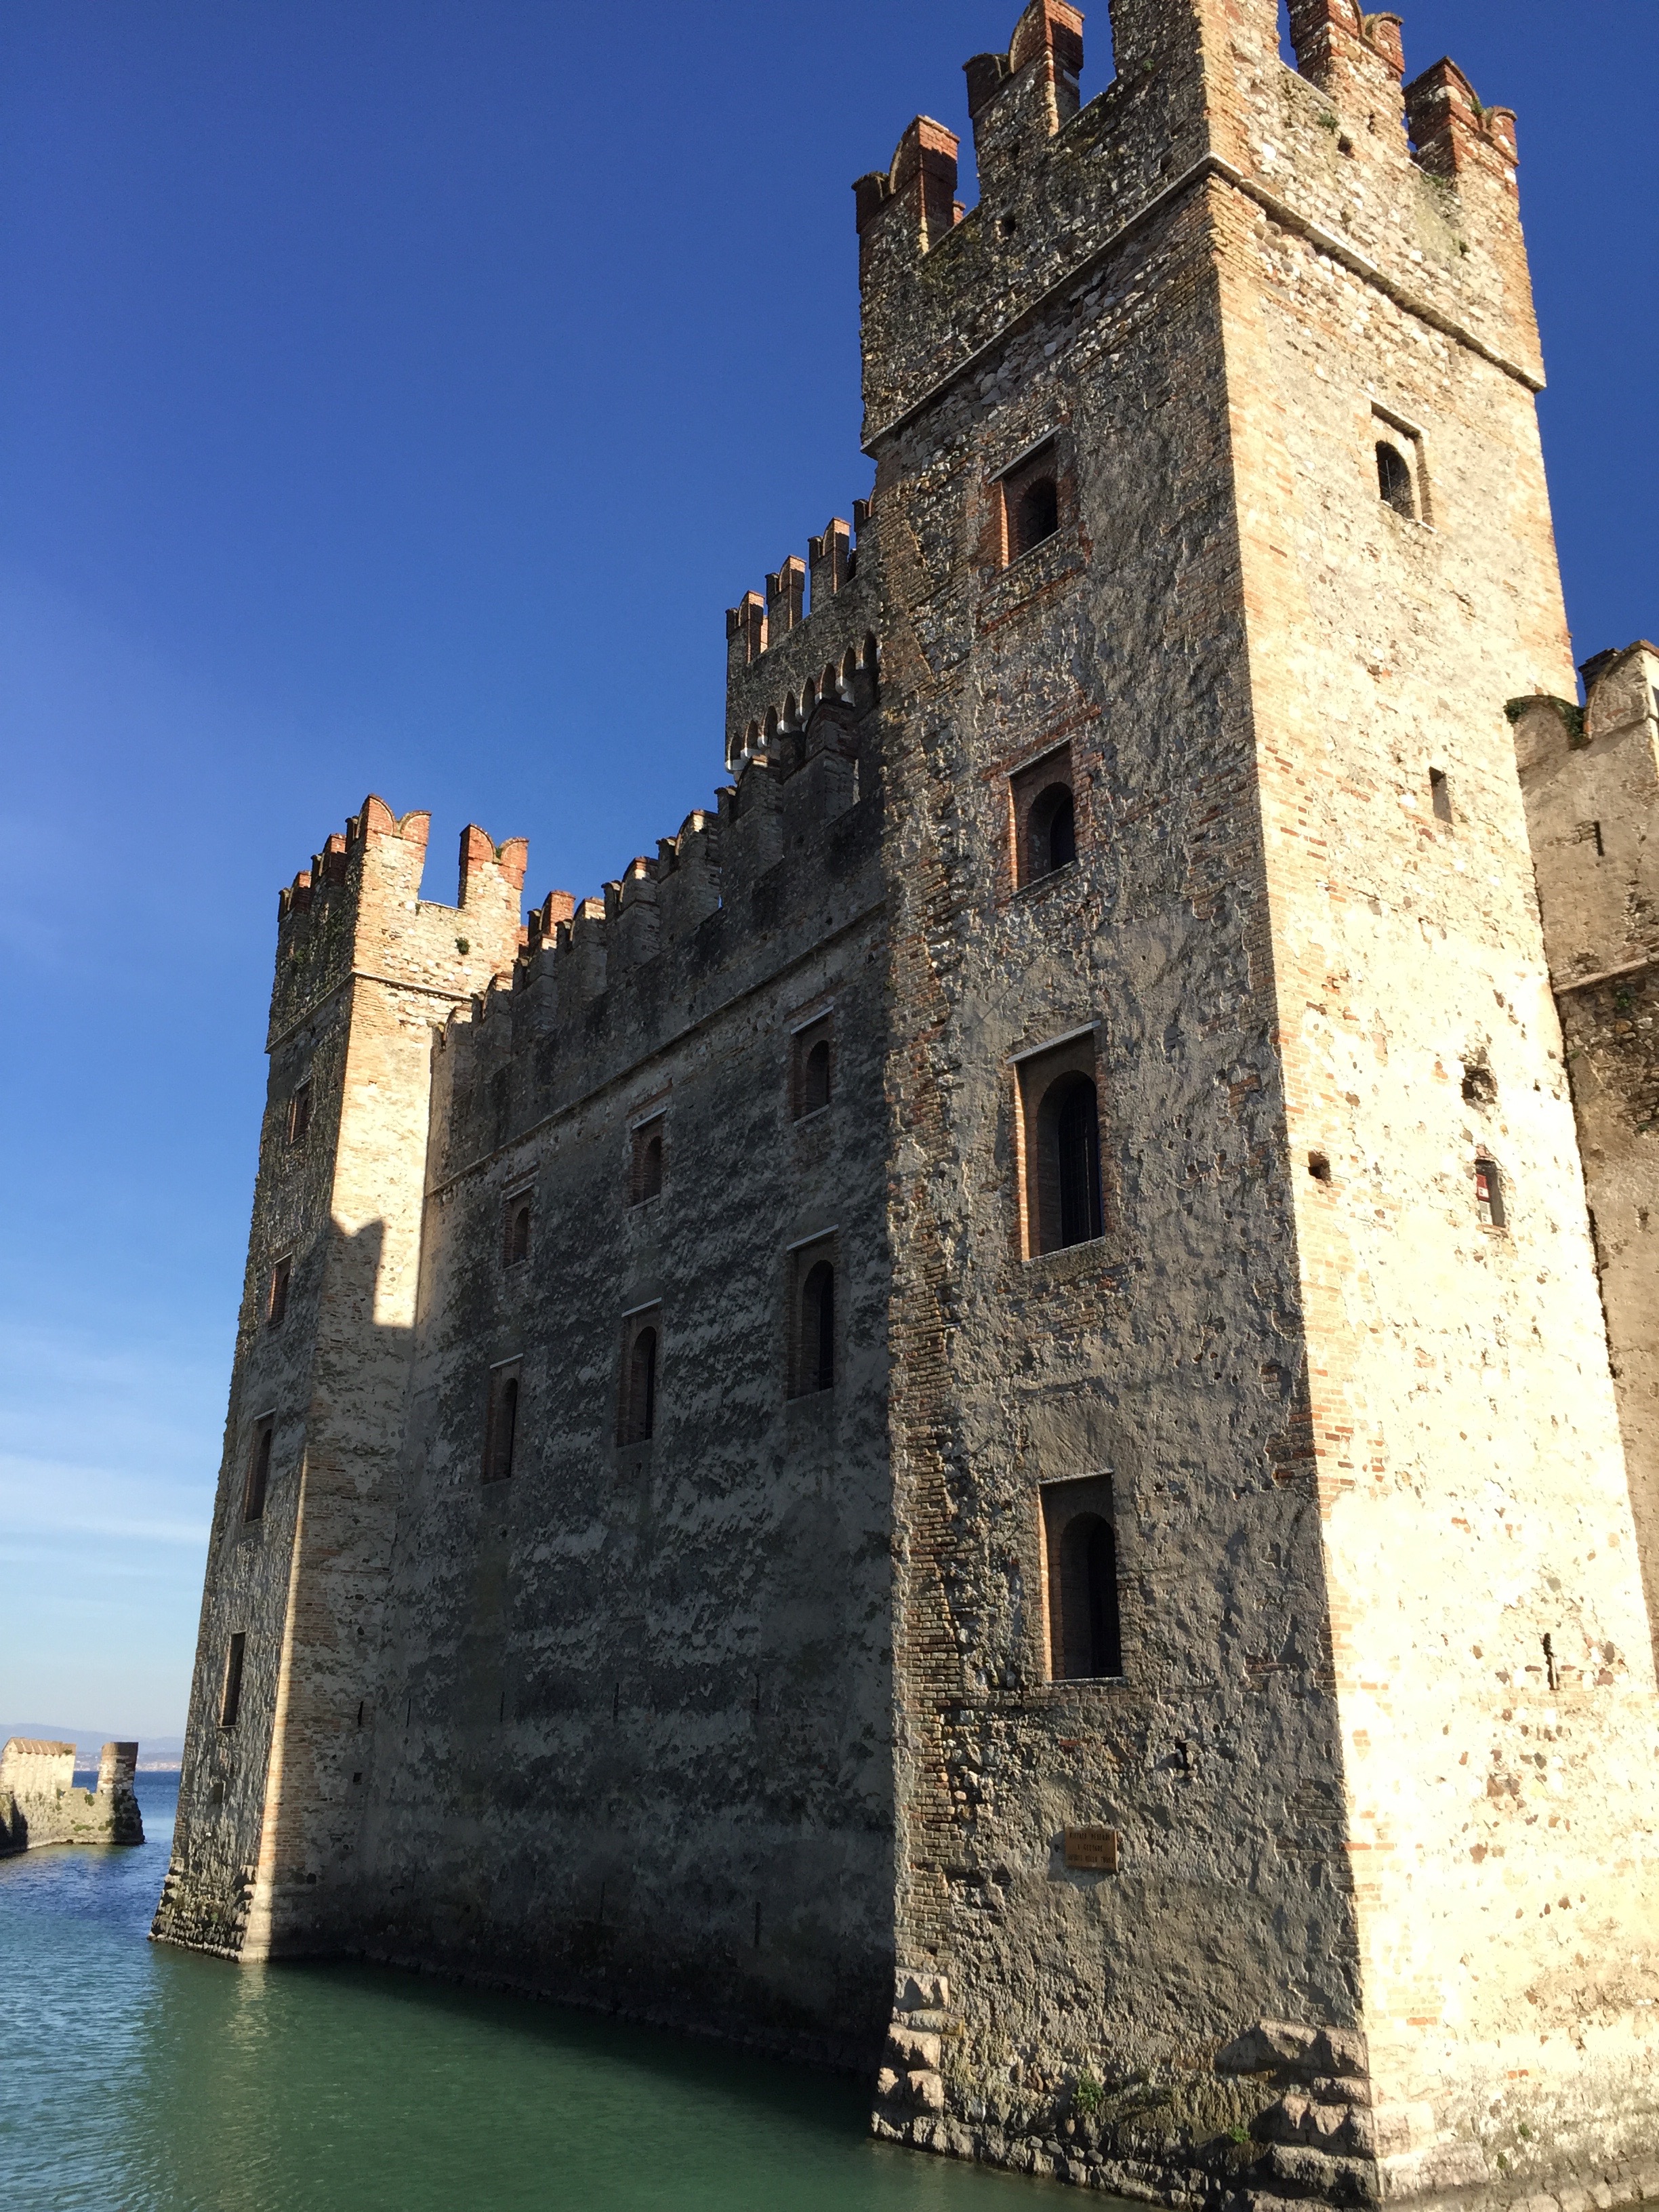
[791,1017,834,1120]
[630,1116,666,1206]
[998,438,1069,566]
[1010,741,1078,890]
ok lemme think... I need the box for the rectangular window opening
[630,1115,666,1204]
[503,1190,533,1266]
[1429,767,1453,824]
[617,1309,661,1446]
[1015,1031,1105,1258]
[788,1237,838,1397]
[791,1019,834,1120]
[1010,742,1078,889]
[220,1633,247,1728]
[286,1082,312,1146]
[267,1256,291,1327]
[484,1361,522,1482]
[1475,1155,1507,1230]
[241,1418,274,1523]
[1040,1477,1123,1683]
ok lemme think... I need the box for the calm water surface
[0,1774,1057,2212]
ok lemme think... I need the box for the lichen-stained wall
[867,0,1659,2203]
[1517,649,1659,1669]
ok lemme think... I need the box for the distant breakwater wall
[1,1738,144,1854]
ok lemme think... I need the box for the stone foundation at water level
[155,3,1659,2207]
[2,1739,144,1853]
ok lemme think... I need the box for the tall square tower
[864,1,1659,2200]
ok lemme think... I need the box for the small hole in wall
[1462,1065,1497,1108]
[998,213,1018,239]
[1338,134,1354,155]
[1430,767,1453,823]
[1309,1152,1332,1183]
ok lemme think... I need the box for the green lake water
[0,1774,1063,2211]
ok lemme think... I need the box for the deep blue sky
[2,1,1654,1738]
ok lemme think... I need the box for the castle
[155,3,1659,2204]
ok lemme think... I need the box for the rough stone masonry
[156,3,1659,2206]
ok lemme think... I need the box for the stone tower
[155,1,1659,2203]
[154,804,527,1957]
[864,0,1659,2200]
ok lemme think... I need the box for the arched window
[631,1115,665,1204]
[1054,1513,1122,1680]
[506,1200,531,1267]
[1376,441,1414,518]
[485,1371,519,1481]
[639,1133,663,1201]
[800,1261,835,1393]
[804,1040,831,1113]
[1014,474,1059,556]
[621,1324,657,1444]
[1027,781,1076,879]
[792,1017,833,1119]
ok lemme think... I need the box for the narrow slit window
[795,1258,836,1395]
[1376,440,1415,518]
[220,1633,247,1728]
[618,1313,660,1446]
[1475,1156,1507,1230]
[1429,767,1452,823]
[286,1082,312,1146]
[1042,1482,1123,1682]
[792,1019,834,1120]
[242,1419,274,1523]
[504,1195,532,1267]
[484,1366,520,1482]
[630,1116,665,1204]
[267,1257,291,1327]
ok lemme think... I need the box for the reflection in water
[0,1776,1050,2212]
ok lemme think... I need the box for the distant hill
[1,1723,184,1769]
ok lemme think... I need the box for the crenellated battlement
[268,794,527,1046]
[433,676,884,1183]
[855,0,1540,445]
[724,501,881,773]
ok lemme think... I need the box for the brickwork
[157,3,1659,2203]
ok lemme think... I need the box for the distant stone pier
[0,1737,144,1854]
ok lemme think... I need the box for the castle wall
[315,699,898,2062]
[1515,648,1659,1669]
